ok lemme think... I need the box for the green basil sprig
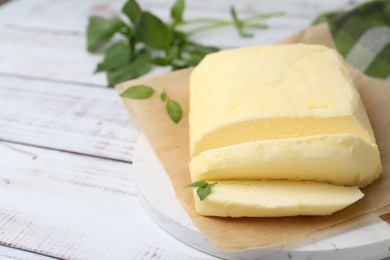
[120,85,182,123]
[87,0,283,87]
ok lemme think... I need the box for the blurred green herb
[87,16,127,53]
[230,6,253,37]
[166,99,182,123]
[171,0,185,26]
[311,10,347,26]
[87,0,283,87]
[120,84,156,99]
[120,85,182,123]
[185,180,217,201]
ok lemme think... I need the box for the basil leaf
[87,16,126,52]
[185,180,208,188]
[230,7,253,38]
[95,41,131,73]
[107,49,152,87]
[135,12,172,51]
[123,0,142,24]
[185,181,216,201]
[197,185,212,201]
[171,58,188,69]
[230,7,242,27]
[166,99,182,123]
[190,44,219,55]
[185,53,205,67]
[120,85,156,99]
[173,30,187,41]
[184,42,219,66]
[171,0,185,25]
[152,57,171,66]
[312,10,347,25]
[160,89,167,101]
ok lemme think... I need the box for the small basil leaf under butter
[185,180,217,201]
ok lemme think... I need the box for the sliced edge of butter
[194,180,364,217]
[190,134,381,187]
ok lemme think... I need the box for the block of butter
[189,44,382,217]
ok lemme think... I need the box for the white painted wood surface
[0,0,367,87]
[0,141,214,259]
[0,245,55,260]
[0,0,377,259]
[0,75,138,161]
[0,28,106,86]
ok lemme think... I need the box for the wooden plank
[0,1,370,259]
[0,19,313,84]
[0,245,56,260]
[0,75,138,162]
[0,0,125,32]
[0,6,307,86]
[0,0,367,86]
[0,27,106,86]
[0,0,308,33]
[0,0,370,87]
[0,0,368,33]
[0,141,211,259]
[0,13,307,86]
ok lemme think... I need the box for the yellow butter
[189,44,375,157]
[194,180,364,217]
[190,134,381,187]
[188,44,382,217]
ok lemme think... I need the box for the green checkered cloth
[313,0,390,81]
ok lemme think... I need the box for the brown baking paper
[117,24,390,251]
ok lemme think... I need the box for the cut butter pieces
[194,181,364,217]
[189,44,382,217]
[190,134,381,187]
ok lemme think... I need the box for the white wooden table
[0,0,370,259]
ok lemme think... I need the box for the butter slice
[190,44,375,157]
[190,134,381,187]
[194,181,363,217]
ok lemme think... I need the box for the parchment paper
[117,24,390,251]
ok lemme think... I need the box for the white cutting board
[133,134,390,260]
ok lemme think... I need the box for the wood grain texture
[0,0,366,86]
[0,27,105,86]
[0,245,56,260]
[0,0,368,33]
[0,0,372,259]
[0,75,138,162]
[0,141,211,259]
[0,245,58,260]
